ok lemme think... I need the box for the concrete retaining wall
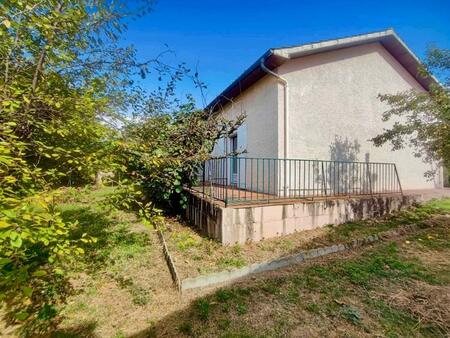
[186,193,419,244]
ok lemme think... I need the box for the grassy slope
[165,199,450,279]
[47,191,449,337]
[147,200,450,338]
[49,186,182,338]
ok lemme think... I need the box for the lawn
[149,210,450,337]
[46,186,188,338]
[2,190,447,338]
[163,199,449,280]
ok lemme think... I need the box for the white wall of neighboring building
[277,42,442,190]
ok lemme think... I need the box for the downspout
[260,58,289,196]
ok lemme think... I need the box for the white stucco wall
[211,75,279,158]
[277,42,442,190]
[210,76,280,193]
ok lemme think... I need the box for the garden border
[180,223,421,293]
[155,227,182,292]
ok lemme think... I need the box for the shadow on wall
[315,135,378,194]
[329,135,360,162]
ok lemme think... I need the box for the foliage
[0,192,95,333]
[0,0,157,185]
[0,124,96,332]
[371,46,450,178]
[117,105,244,211]
[0,0,156,334]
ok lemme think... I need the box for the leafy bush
[0,125,95,332]
[117,109,244,211]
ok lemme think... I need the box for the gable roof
[206,29,439,112]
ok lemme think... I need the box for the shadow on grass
[48,321,98,338]
[127,225,450,338]
[59,203,152,273]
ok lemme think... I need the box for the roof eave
[205,49,288,112]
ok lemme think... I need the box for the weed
[305,302,320,314]
[260,277,284,295]
[218,318,231,330]
[231,244,242,254]
[113,331,126,338]
[130,285,150,306]
[279,239,294,252]
[172,231,200,251]
[236,303,247,315]
[217,256,246,269]
[178,322,193,335]
[195,299,211,321]
[283,286,300,304]
[216,289,235,303]
[342,305,362,325]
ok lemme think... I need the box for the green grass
[54,185,157,335]
[309,198,450,248]
[424,198,450,213]
[56,186,152,271]
[162,218,450,337]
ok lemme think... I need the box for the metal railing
[192,157,403,206]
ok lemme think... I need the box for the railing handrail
[206,156,398,166]
[195,156,403,206]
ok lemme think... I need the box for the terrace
[184,157,412,244]
[190,157,403,207]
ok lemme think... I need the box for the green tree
[0,0,158,333]
[371,47,450,179]
[0,0,159,185]
[117,100,245,212]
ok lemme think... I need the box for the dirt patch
[376,280,450,333]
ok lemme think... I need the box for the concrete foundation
[185,192,421,245]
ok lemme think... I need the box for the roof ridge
[271,28,394,51]
[206,29,438,112]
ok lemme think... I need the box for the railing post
[394,164,403,195]
[321,161,327,196]
[284,158,288,197]
[225,157,228,206]
[202,161,206,198]
[366,162,372,194]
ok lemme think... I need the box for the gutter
[260,58,289,196]
[260,58,289,159]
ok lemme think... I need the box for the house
[208,29,443,192]
[186,29,445,244]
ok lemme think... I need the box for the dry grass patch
[381,280,450,333]
[163,217,329,279]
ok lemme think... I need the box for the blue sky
[123,0,450,108]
